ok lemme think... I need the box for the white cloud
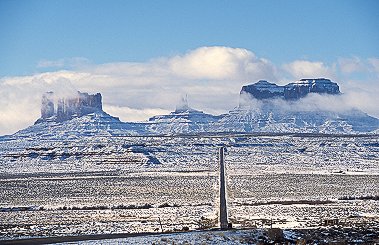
[0,97,40,136]
[0,72,85,135]
[285,93,368,114]
[86,46,277,82]
[103,105,171,122]
[0,46,378,135]
[338,57,366,74]
[342,90,379,118]
[368,58,379,74]
[242,91,379,119]
[3,47,274,135]
[337,57,379,77]
[37,59,65,69]
[37,57,91,69]
[283,60,334,79]
[167,46,277,81]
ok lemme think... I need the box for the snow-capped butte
[241,78,340,100]
[35,91,103,124]
[4,78,379,138]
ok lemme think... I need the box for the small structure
[323,218,339,226]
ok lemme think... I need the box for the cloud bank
[0,46,378,135]
[283,60,335,79]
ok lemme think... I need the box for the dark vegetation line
[338,195,379,201]
[236,196,379,206]
[4,195,379,213]
[0,203,212,213]
[236,200,335,206]
[94,132,379,138]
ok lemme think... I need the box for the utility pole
[219,147,228,229]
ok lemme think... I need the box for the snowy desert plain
[1,79,379,243]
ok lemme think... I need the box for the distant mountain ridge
[145,78,378,134]
[5,78,379,138]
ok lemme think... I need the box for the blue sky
[1,0,378,76]
[1,0,379,135]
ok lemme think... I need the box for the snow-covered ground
[1,134,379,240]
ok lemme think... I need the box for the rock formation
[36,91,103,123]
[284,78,340,100]
[41,91,55,119]
[241,78,340,100]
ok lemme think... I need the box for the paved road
[0,232,160,245]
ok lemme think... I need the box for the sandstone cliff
[36,91,103,123]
